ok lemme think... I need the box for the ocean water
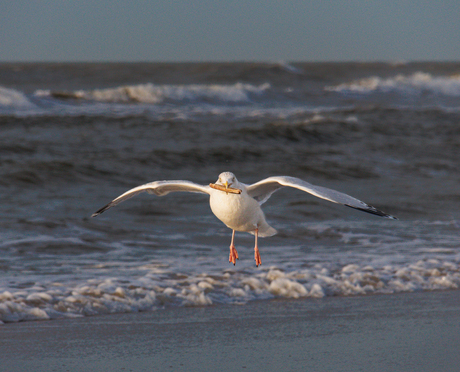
[1,62,459,323]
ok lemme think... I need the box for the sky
[1,0,460,62]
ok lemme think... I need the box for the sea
[1,62,459,323]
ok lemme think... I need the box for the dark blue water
[1,62,459,323]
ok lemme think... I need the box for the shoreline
[1,290,460,372]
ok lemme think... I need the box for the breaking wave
[35,82,271,104]
[0,86,35,108]
[326,72,460,96]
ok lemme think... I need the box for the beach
[2,290,459,372]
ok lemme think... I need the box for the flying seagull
[92,172,396,266]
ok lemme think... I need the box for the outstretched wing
[246,176,396,219]
[92,180,211,217]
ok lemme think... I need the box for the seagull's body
[92,172,396,266]
[209,181,276,237]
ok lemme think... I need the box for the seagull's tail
[254,224,277,237]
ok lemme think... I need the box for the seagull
[92,172,396,267]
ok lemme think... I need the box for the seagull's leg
[229,230,239,265]
[254,228,261,267]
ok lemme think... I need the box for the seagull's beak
[225,181,232,195]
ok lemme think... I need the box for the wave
[326,72,460,96]
[0,86,35,108]
[275,61,304,74]
[1,258,458,323]
[35,82,271,104]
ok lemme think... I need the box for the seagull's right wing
[92,180,211,217]
[246,176,397,219]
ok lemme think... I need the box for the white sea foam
[36,82,271,104]
[0,86,35,108]
[1,258,459,323]
[326,72,460,96]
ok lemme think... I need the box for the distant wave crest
[326,72,460,96]
[0,86,35,108]
[36,82,271,104]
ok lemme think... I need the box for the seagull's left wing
[92,180,211,217]
[246,176,396,219]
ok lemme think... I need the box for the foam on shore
[1,258,458,323]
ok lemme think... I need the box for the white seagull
[92,172,396,267]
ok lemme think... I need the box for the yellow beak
[224,181,233,194]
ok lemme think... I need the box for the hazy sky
[1,0,459,62]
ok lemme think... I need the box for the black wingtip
[91,203,112,218]
[345,204,398,220]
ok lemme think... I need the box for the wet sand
[2,290,460,372]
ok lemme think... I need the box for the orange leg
[254,228,261,267]
[229,230,239,265]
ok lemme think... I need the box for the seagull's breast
[209,189,262,232]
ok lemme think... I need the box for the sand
[1,290,460,372]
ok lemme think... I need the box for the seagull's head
[216,172,238,190]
